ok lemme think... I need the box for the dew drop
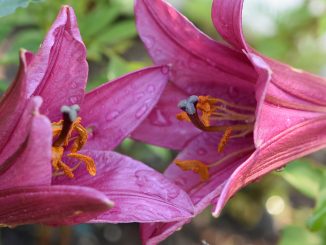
[147,85,155,93]
[134,92,144,102]
[70,82,77,89]
[161,66,169,75]
[196,148,207,156]
[142,35,155,49]
[135,104,149,119]
[154,49,163,56]
[69,96,79,104]
[106,110,120,122]
[149,109,171,127]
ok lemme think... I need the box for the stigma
[175,95,255,180]
[51,105,96,178]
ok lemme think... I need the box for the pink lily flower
[132,0,326,243]
[0,5,194,227]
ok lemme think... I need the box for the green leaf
[278,225,322,245]
[1,29,42,64]
[95,20,137,46]
[307,176,326,231]
[0,80,9,92]
[0,0,43,17]
[78,3,121,40]
[107,54,144,80]
[280,160,323,199]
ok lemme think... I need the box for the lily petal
[212,0,247,50]
[0,185,113,226]
[141,220,189,245]
[139,132,253,244]
[29,5,87,121]
[81,66,168,151]
[0,97,52,188]
[214,115,326,216]
[53,150,194,223]
[132,82,200,150]
[135,0,255,93]
[0,50,29,151]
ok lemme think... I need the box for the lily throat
[51,105,96,178]
[175,95,255,180]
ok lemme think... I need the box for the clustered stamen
[51,105,96,178]
[175,95,255,181]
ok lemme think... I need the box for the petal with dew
[135,0,255,93]
[0,99,52,188]
[81,66,168,151]
[30,6,88,121]
[214,115,326,216]
[0,97,47,169]
[139,133,253,245]
[0,50,29,151]
[0,185,113,226]
[53,150,194,223]
[212,0,247,50]
[132,82,200,150]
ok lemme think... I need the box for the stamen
[217,127,232,153]
[177,95,254,133]
[174,146,255,181]
[67,153,96,176]
[174,95,256,180]
[51,105,96,178]
[175,159,209,181]
[176,112,191,122]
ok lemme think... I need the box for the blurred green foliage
[0,0,43,17]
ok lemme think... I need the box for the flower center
[175,95,255,180]
[51,105,96,178]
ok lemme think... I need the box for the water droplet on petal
[134,92,144,102]
[196,148,207,156]
[70,82,77,89]
[142,35,155,49]
[106,110,120,122]
[154,49,162,56]
[149,109,171,127]
[147,85,155,93]
[69,96,80,104]
[135,104,149,119]
[161,66,169,74]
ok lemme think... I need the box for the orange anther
[218,127,233,153]
[175,159,209,181]
[68,152,96,176]
[176,112,191,122]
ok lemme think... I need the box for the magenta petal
[0,50,29,151]
[0,98,52,188]
[53,150,194,223]
[0,185,113,226]
[81,66,168,151]
[214,115,326,216]
[132,82,200,150]
[141,219,189,245]
[135,0,255,93]
[29,5,87,121]
[212,0,247,50]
